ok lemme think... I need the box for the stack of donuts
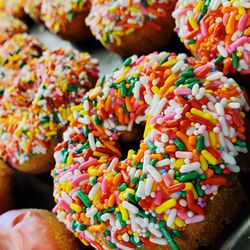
[0,0,250,250]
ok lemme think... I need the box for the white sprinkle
[215,103,224,116]
[83,100,89,111]
[136,181,145,198]
[148,223,162,238]
[150,237,168,245]
[153,98,167,117]
[147,165,162,182]
[180,162,201,173]
[149,94,160,115]
[192,83,199,96]
[101,213,115,226]
[88,183,101,200]
[122,201,139,214]
[226,165,240,173]
[195,87,206,100]
[88,133,96,151]
[167,209,177,227]
[218,132,226,148]
[185,215,205,224]
[155,158,170,167]
[218,117,229,136]
[116,243,134,250]
[206,72,223,81]
[142,154,150,173]
[172,60,185,73]
[228,102,241,109]
[217,45,228,58]
[61,192,72,204]
[122,233,130,242]
[86,207,98,218]
[59,172,72,183]
[128,211,138,232]
[145,177,154,196]
[84,231,95,241]
[221,151,236,165]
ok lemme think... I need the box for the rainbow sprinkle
[86,0,176,46]
[0,48,99,170]
[173,0,250,75]
[52,52,248,250]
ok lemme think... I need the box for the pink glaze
[0,209,59,250]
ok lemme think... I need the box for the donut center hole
[119,124,144,160]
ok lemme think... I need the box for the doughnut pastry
[0,162,13,214]
[86,0,177,57]
[0,209,82,250]
[41,0,92,42]
[24,0,43,22]
[0,48,99,174]
[173,0,250,76]
[0,33,44,70]
[0,12,27,44]
[4,0,26,18]
[52,52,248,249]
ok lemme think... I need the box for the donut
[0,12,27,44]
[0,33,44,70]
[52,52,248,249]
[4,0,26,18]
[24,0,43,22]
[173,0,250,76]
[0,48,99,174]
[41,0,92,42]
[0,162,13,214]
[0,209,82,250]
[86,0,177,57]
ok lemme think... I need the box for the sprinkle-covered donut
[0,48,99,174]
[0,33,44,70]
[86,0,177,57]
[0,12,27,44]
[24,0,43,22]
[173,0,250,75]
[0,209,82,250]
[41,0,92,41]
[52,52,248,249]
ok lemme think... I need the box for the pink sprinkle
[185,215,205,224]
[205,185,218,195]
[163,113,175,121]
[223,13,230,26]
[175,151,193,159]
[79,158,98,170]
[115,190,121,204]
[177,211,188,220]
[130,112,136,122]
[174,88,192,95]
[162,173,172,187]
[228,36,249,53]
[194,64,211,75]
[101,178,108,192]
[60,199,70,211]
[71,174,90,186]
[200,19,208,37]
[238,14,248,30]
[127,120,134,131]
[52,203,60,213]
[153,191,163,206]
[136,55,145,65]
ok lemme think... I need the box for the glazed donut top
[86,0,176,46]
[173,0,250,75]
[41,0,91,33]
[0,12,27,44]
[52,52,247,250]
[0,48,99,168]
[0,33,43,70]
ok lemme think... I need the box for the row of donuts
[1,0,249,78]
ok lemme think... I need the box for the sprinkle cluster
[0,48,99,168]
[24,0,42,22]
[41,0,91,33]
[173,0,250,75]
[86,0,175,46]
[0,11,27,44]
[0,33,44,70]
[52,52,247,250]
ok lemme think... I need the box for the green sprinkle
[174,138,186,150]
[200,174,207,180]
[172,229,183,238]
[195,179,205,197]
[93,115,103,125]
[196,135,205,152]
[123,57,132,66]
[127,193,136,204]
[99,76,105,88]
[179,171,199,182]
[164,153,169,159]
[105,230,111,236]
[78,224,87,231]
[131,176,139,184]
[201,4,208,13]
[236,139,246,147]
[210,164,222,174]
[187,81,201,89]
[187,39,196,45]
[118,183,128,191]
[61,149,69,164]
[174,77,186,86]
[139,173,147,181]
[40,116,50,125]
[105,239,116,249]
[67,84,78,92]
[232,51,238,68]
[130,236,144,247]
[103,206,116,213]
[150,159,157,166]
[180,68,194,78]
[197,14,204,23]
[214,55,224,65]
[159,220,179,250]
[53,111,60,124]
[89,176,97,185]
[115,212,126,226]
[120,81,127,97]
[145,231,151,237]
[160,55,170,65]
[185,77,200,84]
[71,221,78,230]
[96,212,103,222]
[146,140,157,152]
[77,190,91,207]
[82,126,88,137]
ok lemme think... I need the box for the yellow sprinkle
[45,131,57,137]
[125,188,135,195]
[194,1,203,12]
[81,238,89,246]
[152,86,160,94]
[200,155,208,171]
[209,131,217,148]
[93,151,109,158]
[117,235,123,241]
[143,115,153,138]
[201,150,217,165]
[71,104,82,112]
[70,203,82,213]
[175,217,185,227]
[189,16,199,30]
[119,191,125,201]
[93,190,101,205]
[115,74,126,83]
[162,59,178,67]
[155,199,177,214]
[127,150,134,160]
[192,188,198,199]
[184,182,193,191]
[119,204,129,221]
[88,166,99,176]
[237,6,246,15]
[190,108,214,121]
[167,85,176,93]
[174,159,184,169]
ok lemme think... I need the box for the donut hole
[119,124,144,160]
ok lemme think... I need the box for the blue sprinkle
[161,169,167,174]
[220,146,225,151]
